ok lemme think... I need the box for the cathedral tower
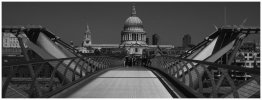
[83,24,92,47]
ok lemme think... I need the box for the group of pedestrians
[123,56,151,67]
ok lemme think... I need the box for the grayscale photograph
[2,1,260,98]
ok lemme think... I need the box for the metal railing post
[17,34,41,97]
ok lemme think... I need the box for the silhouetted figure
[125,56,129,67]
[128,57,132,67]
[142,57,147,67]
[147,58,151,67]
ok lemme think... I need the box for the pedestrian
[125,56,129,67]
[142,57,146,67]
[123,58,126,67]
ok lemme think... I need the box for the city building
[152,34,160,45]
[76,4,174,57]
[222,41,261,81]
[76,46,95,54]
[2,32,26,56]
[182,34,191,48]
[146,37,150,45]
[235,51,260,68]
[2,32,41,63]
[235,41,260,68]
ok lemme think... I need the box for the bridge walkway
[53,67,174,98]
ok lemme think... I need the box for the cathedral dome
[121,4,147,46]
[124,16,143,27]
[123,5,145,33]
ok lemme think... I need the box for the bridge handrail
[3,55,119,67]
[3,57,78,67]
[2,56,123,98]
[2,26,124,98]
[160,55,260,75]
[151,56,260,98]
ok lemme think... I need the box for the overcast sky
[2,2,260,46]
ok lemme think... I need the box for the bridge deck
[65,67,173,98]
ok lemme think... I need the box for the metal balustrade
[2,56,123,98]
[2,25,259,98]
[150,56,260,98]
[2,26,125,98]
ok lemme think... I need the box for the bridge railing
[150,56,260,98]
[2,25,124,98]
[2,56,123,98]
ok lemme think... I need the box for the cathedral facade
[120,4,148,56]
[77,4,174,57]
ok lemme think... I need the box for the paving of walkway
[66,67,173,98]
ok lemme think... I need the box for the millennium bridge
[2,25,260,98]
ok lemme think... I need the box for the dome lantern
[131,3,136,16]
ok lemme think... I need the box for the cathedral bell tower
[83,24,92,47]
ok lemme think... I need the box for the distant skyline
[2,2,260,46]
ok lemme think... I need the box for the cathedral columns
[131,34,133,40]
[138,34,140,40]
[133,34,135,41]
[138,34,139,41]
[129,34,131,40]
[136,34,138,41]
[133,34,135,40]
[134,34,136,40]
[135,34,137,41]
[130,33,132,40]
